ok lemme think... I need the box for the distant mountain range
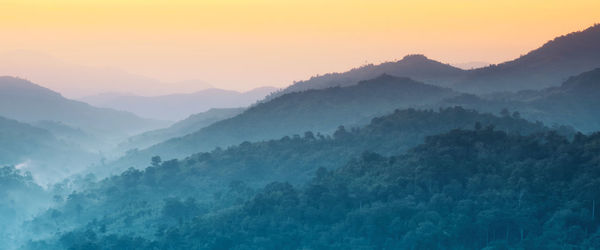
[270,24,600,96]
[2,24,599,181]
[269,54,464,99]
[0,76,166,139]
[0,51,214,98]
[80,87,276,121]
[108,66,600,174]
[106,74,457,174]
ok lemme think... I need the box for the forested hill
[0,116,95,166]
[0,116,59,165]
[441,68,600,133]
[526,67,600,132]
[28,127,600,249]
[0,166,48,250]
[23,107,559,248]
[108,75,458,173]
[0,116,99,185]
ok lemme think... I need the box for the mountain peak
[400,54,429,62]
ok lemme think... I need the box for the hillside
[456,24,600,93]
[0,116,99,185]
[525,68,600,132]
[81,87,276,121]
[0,166,49,250]
[108,75,458,171]
[441,68,600,132]
[271,24,600,96]
[25,114,590,249]
[118,108,245,151]
[0,116,60,165]
[0,76,165,138]
[134,130,599,249]
[268,55,465,99]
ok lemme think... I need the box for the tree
[151,156,162,167]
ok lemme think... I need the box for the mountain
[31,120,105,152]
[0,51,213,98]
[455,24,600,93]
[440,68,600,132]
[80,87,277,121]
[0,116,98,185]
[0,76,166,139]
[104,75,460,173]
[268,54,465,99]
[118,108,245,151]
[0,116,62,165]
[525,68,600,132]
[269,24,600,97]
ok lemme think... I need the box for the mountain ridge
[80,87,277,121]
[104,74,458,175]
[0,76,166,139]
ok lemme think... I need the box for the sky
[0,0,599,96]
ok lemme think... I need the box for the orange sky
[0,0,599,95]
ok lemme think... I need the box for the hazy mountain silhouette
[0,51,214,98]
[455,24,600,93]
[269,24,600,96]
[31,120,106,152]
[107,74,457,173]
[118,108,245,151]
[525,68,600,131]
[268,54,465,99]
[440,68,600,132]
[80,87,276,121]
[0,76,166,139]
[0,116,98,184]
[0,116,63,165]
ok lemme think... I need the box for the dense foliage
[0,166,49,249]
[30,128,600,249]
[21,108,593,249]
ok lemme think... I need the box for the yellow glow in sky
[0,0,599,95]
